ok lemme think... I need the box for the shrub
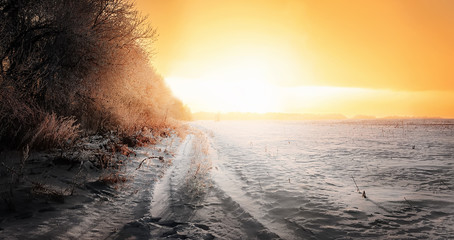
[0,0,191,150]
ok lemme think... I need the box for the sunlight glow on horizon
[136,0,454,118]
[167,76,454,118]
[166,76,278,114]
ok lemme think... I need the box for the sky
[135,0,454,118]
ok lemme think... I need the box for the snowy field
[191,119,454,239]
[1,119,453,239]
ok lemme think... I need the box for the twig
[136,156,160,170]
[351,176,360,192]
[404,197,414,208]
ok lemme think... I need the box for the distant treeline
[193,112,348,121]
[0,0,191,149]
[192,112,449,121]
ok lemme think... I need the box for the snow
[1,119,453,239]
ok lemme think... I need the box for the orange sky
[135,0,454,118]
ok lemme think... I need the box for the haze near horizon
[136,0,454,118]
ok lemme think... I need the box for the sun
[166,75,278,114]
[164,49,284,113]
[207,79,276,113]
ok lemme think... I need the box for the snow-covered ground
[193,119,454,239]
[0,134,181,239]
[1,119,453,239]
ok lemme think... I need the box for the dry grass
[31,182,72,203]
[99,172,129,186]
[120,128,157,148]
[96,152,115,170]
[185,131,212,199]
[28,113,81,150]
[110,142,135,157]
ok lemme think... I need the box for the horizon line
[191,111,452,120]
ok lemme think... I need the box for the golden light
[136,0,454,118]
[166,76,278,114]
[165,43,302,113]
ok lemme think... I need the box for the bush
[0,0,191,149]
